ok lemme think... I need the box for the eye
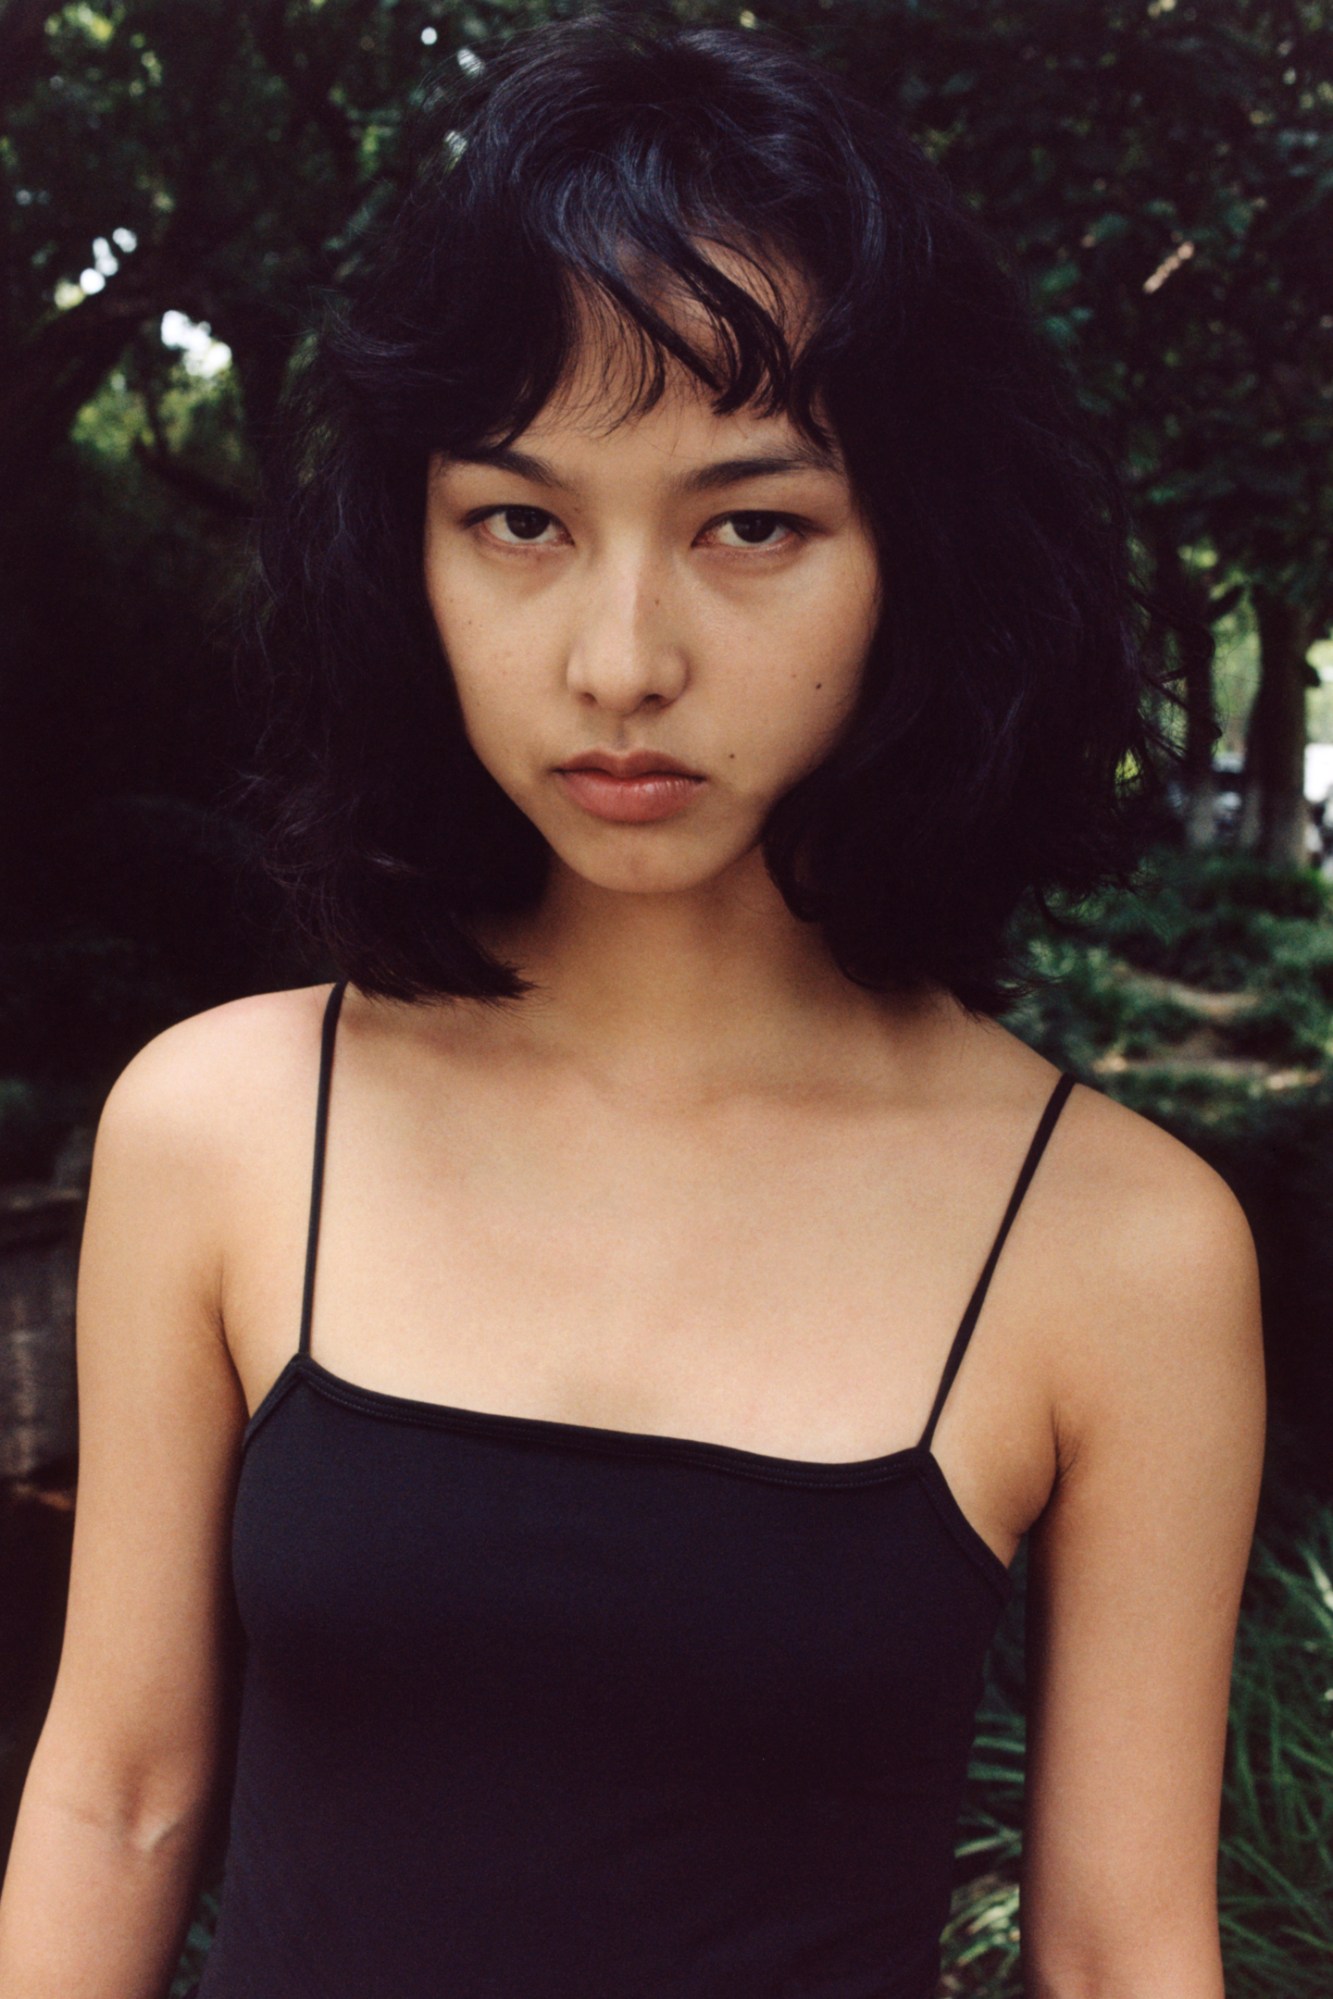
[705,511,806,554]
[468,505,564,549]
[461,504,809,556]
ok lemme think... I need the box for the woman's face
[422,310,882,902]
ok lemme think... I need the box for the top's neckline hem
[248,1350,931,1482]
[239,1352,1016,1601]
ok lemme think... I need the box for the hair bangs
[239,12,1175,1010]
[349,74,837,468]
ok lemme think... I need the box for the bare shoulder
[98,980,334,1154]
[88,981,340,1360]
[1041,1080,1262,1459]
[959,1018,1259,1438]
[1055,1075,1253,1247]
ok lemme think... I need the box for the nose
[563,548,689,717]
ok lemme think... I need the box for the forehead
[491,390,842,487]
[448,234,842,484]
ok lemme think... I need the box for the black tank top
[195,979,1075,1999]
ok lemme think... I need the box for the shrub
[1021,849,1333,993]
[1220,988,1333,1067]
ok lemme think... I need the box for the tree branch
[130,436,255,522]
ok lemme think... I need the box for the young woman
[0,14,1265,1999]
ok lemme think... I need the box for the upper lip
[557,750,703,779]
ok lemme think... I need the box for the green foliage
[1062,851,1331,988]
[785,0,1333,623]
[1002,933,1199,1072]
[1218,1508,1333,1996]
[169,1884,221,1998]
[0,389,254,890]
[5,0,1332,621]
[1222,984,1333,1066]
[1189,857,1331,922]
[1266,926,1333,1009]
[1,0,564,483]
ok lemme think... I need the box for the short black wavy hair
[236,6,1174,1013]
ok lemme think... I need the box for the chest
[223,1066,1063,1570]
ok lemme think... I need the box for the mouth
[553,751,706,825]
[555,750,703,780]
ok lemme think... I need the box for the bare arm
[1019,1114,1266,1998]
[0,1012,250,1998]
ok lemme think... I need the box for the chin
[543,828,765,899]
[559,854,741,897]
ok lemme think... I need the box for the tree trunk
[221,300,303,463]
[1150,531,1218,849]
[1240,587,1316,869]
[0,284,162,522]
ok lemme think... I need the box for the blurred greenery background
[1,1,1331,1992]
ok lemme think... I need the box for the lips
[556,749,702,779]
[553,750,705,825]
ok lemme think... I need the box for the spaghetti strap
[298,977,349,1361]
[918,1071,1076,1454]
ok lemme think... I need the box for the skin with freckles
[422,344,881,911]
[413,265,917,1091]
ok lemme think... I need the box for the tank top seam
[242,1360,1011,1597]
[914,1453,1012,1601]
[242,1359,1011,1607]
[241,1353,305,1452]
[262,1357,930,1489]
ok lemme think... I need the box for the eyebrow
[445,441,843,496]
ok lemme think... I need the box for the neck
[475,850,956,1103]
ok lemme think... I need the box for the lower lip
[556,769,705,824]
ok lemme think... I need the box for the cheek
[423,556,527,751]
[446,652,532,769]
[737,597,874,773]
[805,561,880,740]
